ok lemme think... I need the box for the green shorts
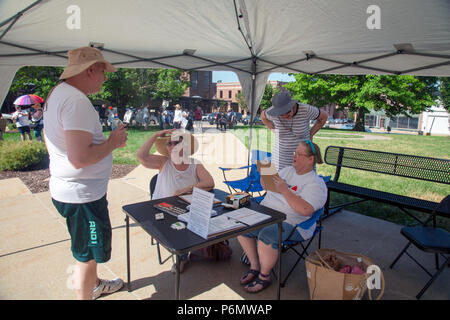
[52,195,112,263]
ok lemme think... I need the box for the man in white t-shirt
[43,47,127,300]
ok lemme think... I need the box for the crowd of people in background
[4,98,240,141]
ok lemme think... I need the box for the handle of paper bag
[315,251,333,270]
[367,267,385,300]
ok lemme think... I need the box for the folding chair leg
[390,242,412,269]
[277,241,312,288]
[416,256,450,300]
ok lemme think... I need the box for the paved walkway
[0,129,448,300]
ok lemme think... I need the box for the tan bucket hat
[59,46,117,80]
[155,131,199,157]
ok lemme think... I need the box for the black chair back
[149,174,158,199]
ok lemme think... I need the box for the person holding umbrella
[13,94,46,141]
[12,105,32,141]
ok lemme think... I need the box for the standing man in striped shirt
[261,91,328,170]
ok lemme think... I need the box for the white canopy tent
[1,0,450,118]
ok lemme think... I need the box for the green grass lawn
[103,126,159,164]
[231,126,450,230]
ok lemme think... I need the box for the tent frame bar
[0,40,68,60]
[0,0,41,29]
[254,50,450,76]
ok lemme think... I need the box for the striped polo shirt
[266,103,320,170]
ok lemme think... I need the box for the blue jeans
[242,222,304,250]
[33,124,43,139]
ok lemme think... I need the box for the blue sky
[212,71,295,83]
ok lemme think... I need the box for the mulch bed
[0,164,137,194]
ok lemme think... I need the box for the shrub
[8,122,16,131]
[0,140,48,171]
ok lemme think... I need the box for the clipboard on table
[256,160,280,193]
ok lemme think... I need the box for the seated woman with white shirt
[136,129,215,272]
[137,129,214,198]
[237,140,327,293]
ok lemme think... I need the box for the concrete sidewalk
[0,130,448,300]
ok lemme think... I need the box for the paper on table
[179,193,221,204]
[178,209,218,223]
[208,215,245,237]
[187,187,215,239]
[223,207,271,226]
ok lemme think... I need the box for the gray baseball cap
[266,91,297,116]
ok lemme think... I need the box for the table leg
[175,254,180,300]
[277,222,282,300]
[125,215,131,292]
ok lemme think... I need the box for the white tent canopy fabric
[1,0,450,116]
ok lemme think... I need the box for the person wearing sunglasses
[260,91,328,170]
[237,140,327,293]
[137,129,214,272]
[136,129,214,199]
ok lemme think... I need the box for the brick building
[215,80,288,113]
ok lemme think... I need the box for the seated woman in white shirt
[136,129,215,271]
[237,140,327,293]
[137,129,214,197]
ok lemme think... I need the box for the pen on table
[227,216,249,226]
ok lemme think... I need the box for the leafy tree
[285,74,436,131]
[439,77,450,111]
[154,69,190,102]
[91,68,189,117]
[235,91,247,113]
[7,66,63,100]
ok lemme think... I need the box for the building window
[220,90,223,98]
[191,71,198,89]
[228,90,232,98]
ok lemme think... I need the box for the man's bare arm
[310,110,328,138]
[260,110,275,130]
[65,125,127,169]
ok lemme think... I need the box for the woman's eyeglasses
[293,151,310,158]
[166,140,180,147]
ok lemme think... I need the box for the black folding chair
[389,195,450,299]
[273,207,324,287]
[149,174,174,265]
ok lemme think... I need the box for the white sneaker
[92,278,124,299]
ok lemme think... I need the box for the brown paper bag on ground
[305,248,381,300]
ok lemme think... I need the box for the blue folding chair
[219,150,271,203]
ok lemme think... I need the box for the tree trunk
[353,106,366,131]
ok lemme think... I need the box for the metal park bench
[323,146,450,222]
